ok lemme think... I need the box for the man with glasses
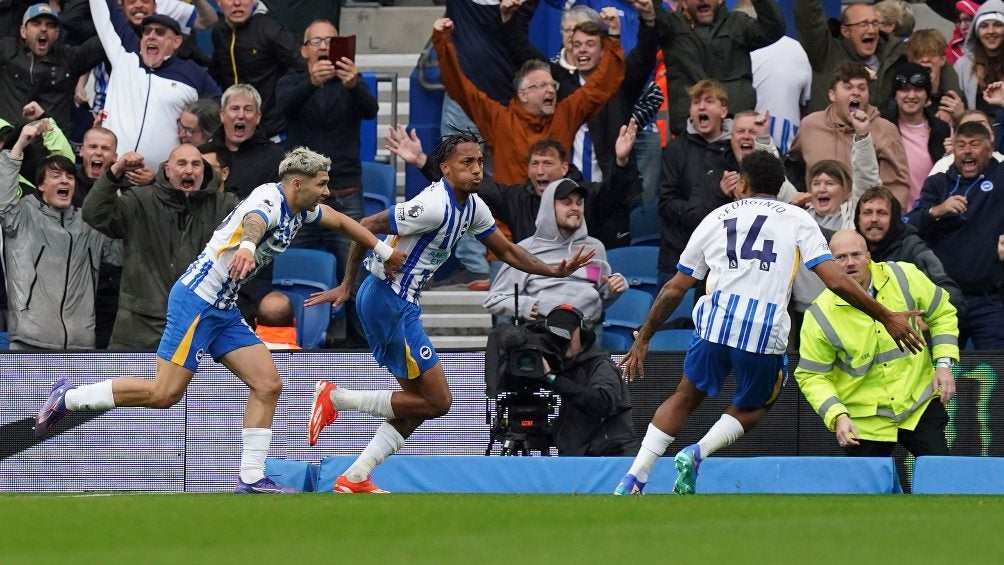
[210,0,303,142]
[277,18,378,347]
[432,15,624,185]
[89,0,220,167]
[797,0,905,113]
[795,230,958,460]
[177,99,220,148]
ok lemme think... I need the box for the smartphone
[329,35,356,65]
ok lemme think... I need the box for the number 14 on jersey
[723,214,777,271]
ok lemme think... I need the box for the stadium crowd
[0,0,1001,358]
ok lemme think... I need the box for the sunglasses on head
[894,73,928,88]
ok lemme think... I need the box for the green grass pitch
[2,494,1001,563]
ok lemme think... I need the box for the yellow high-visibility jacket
[795,261,959,441]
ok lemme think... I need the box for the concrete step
[420,312,492,333]
[421,290,489,308]
[430,335,489,350]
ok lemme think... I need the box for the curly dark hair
[738,151,785,196]
[430,128,483,170]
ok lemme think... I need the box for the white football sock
[331,387,395,419]
[628,423,675,483]
[343,422,405,483]
[64,380,116,411]
[696,414,745,458]
[239,428,272,484]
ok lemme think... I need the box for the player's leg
[34,284,210,435]
[615,338,724,494]
[213,314,294,493]
[336,365,451,493]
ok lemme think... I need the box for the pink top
[899,120,933,211]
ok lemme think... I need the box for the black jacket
[0,36,104,130]
[906,160,1004,295]
[546,339,639,457]
[211,128,285,200]
[658,126,734,273]
[276,69,379,189]
[210,14,304,139]
[82,164,236,348]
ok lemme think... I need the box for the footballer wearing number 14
[613,151,927,496]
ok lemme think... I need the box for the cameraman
[538,305,639,457]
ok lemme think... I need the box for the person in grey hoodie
[0,120,119,349]
[484,178,627,326]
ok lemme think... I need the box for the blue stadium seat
[648,329,695,352]
[606,246,659,297]
[406,58,444,200]
[362,161,397,217]
[601,289,654,349]
[629,202,660,246]
[359,72,378,162]
[272,249,339,348]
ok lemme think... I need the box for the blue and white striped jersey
[179,183,321,309]
[365,179,496,304]
[678,197,832,355]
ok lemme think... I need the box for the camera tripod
[484,389,555,456]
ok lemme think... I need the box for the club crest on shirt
[981,180,994,192]
[419,346,433,360]
[407,204,425,218]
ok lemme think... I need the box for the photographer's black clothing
[546,342,639,456]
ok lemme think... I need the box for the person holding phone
[276,19,378,347]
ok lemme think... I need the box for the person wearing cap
[947,0,978,64]
[484,178,628,326]
[88,0,220,168]
[880,62,951,211]
[532,304,639,456]
[955,0,1004,113]
[0,3,104,133]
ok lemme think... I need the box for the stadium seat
[362,161,397,217]
[601,289,654,349]
[272,248,339,348]
[629,202,660,246]
[648,329,695,352]
[359,72,378,162]
[606,246,659,297]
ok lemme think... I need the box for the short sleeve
[797,215,832,269]
[470,196,497,240]
[389,189,446,237]
[245,186,283,229]
[304,205,322,224]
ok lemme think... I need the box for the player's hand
[305,283,352,308]
[433,17,454,33]
[835,414,860,448]
[125,166,156,187]
[930,194,968,218]
[933,367,956,404]
[309,58,336,87]
[882,309,926,353]
[600,7,621,36]
[604,274,628,294]
[385,123,427,167]
[720,170,740,198]
[554,245,596,277]
[850,109,871,137]
[228,248,257,282]
[615,118,638,166]
[618,331,649,381]
[334,57,359,88]
[382,248,406,281]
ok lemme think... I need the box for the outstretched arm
[481,229,595,277]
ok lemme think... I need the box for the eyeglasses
[894,73,929,89]
[841,19,881,30]
[176,119,202,136]
[521,81,559,92]
[303,36,337,47]
[142,25,171,37]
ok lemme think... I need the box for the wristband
[935,358,955,370]
[239,240,256,254]
[373,239,394,261]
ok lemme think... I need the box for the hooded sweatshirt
[484,179,620,325]
[954,0,1004,111]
